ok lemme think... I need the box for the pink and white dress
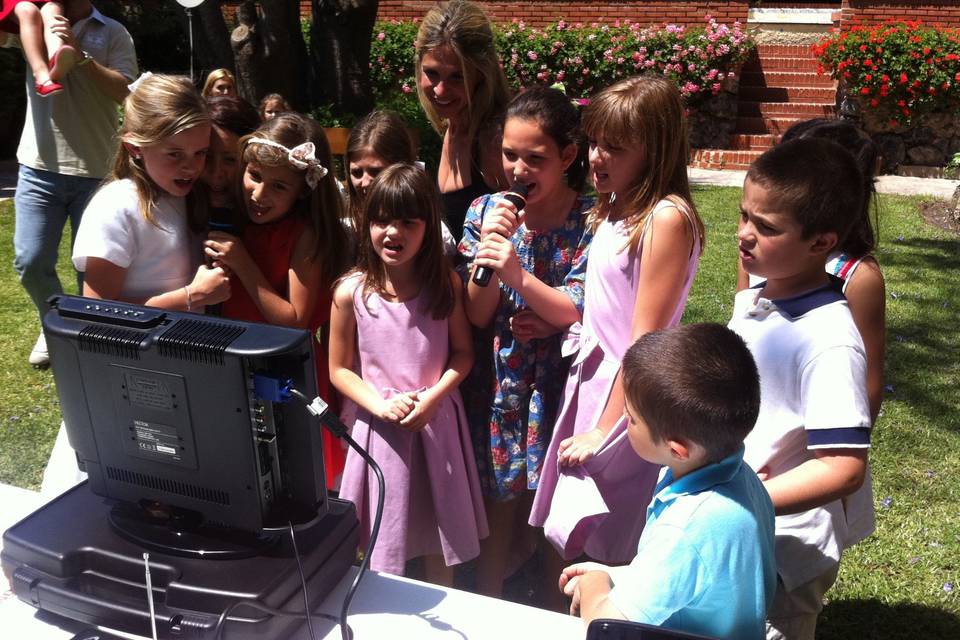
[337,275,488,575]
[529,199,701,563]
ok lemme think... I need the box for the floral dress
[458,193,593,502]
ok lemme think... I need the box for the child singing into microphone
[458,86,593,602]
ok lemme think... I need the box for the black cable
[288,387,386,640]
[211,598,339,639]
[289,520,318,640]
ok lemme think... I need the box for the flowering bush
[369,16,753,105]
[813,21,960,126]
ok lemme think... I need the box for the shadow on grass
[879,236,960,430]
[818,598,960,639]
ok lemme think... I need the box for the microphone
[472,182,529,287]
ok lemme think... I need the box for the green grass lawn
[0,188,957,636]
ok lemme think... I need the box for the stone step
[689,148,764,171]
[756,44,821,57]
[738,101,836,118]
[739,85,837,103]
[740,70,835,87]
[735,116,806,135]
[729,134,777,151]
[743,56,822,72]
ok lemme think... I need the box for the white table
[1,484,584,639]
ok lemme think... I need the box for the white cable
[143,552,158,640]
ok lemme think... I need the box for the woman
[415,0,511,240]
[202,68,236,98]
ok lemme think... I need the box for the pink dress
[337,275,488,575]
[529,199,701,563]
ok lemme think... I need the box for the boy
[731,138,874,640]
[561,323,777,640]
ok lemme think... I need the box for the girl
[415,0,511,239]
[330,163,487,586]
[202,95,260,215]
[43,74,230,497]
[74,73,229,310]
[204,112,350,490]
[529,76,706,565]
[737,118,886,422]
[201,68,236,98]
[345,110,457,254]
[1,1,76,95]
[259,92,290,121]
[459,86,593,600]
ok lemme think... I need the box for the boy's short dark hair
[746,137,865,246]
[622,323,760,463]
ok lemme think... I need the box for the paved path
[0,160,16,200]
[689,167,960,199]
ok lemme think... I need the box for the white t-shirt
[73,179,195,300]
[728,285,874,591]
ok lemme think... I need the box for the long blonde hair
[582,75,705,254]
[414,0,511,143]
[112,74,210,229]
[201,68,236,97]
[239,113,349,285]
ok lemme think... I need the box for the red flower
[923,47,931,55]
[860,87,871,95]
[897,99,907,107]
[880,85,889,96]
[900,72,909,84]
[865,73,873,81]
[870,99,879,107]
[859,44,868,52]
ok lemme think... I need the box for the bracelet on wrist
[184,285,193,312]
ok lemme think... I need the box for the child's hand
[475,234,523,289]
[510,309,563,343]
[480,200,522,242]
[399,390,440,433]
[376,392,417,424]
[49,15,78,48]
[205,231,252,274]
[189,265,231,306]
[558,561,607,596]
[558,428,606,466]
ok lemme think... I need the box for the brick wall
[374,1,748,27]
[840,0,960,29]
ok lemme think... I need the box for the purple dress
[338,275,488,575]
[529,199,701,563]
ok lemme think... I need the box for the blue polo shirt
[608,447,776,640]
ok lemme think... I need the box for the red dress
[221,215,346,489]
[0,1,48,34]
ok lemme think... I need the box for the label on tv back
[132,419,182,460]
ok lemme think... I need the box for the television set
[1,295,359,639]
[42,294,332,554]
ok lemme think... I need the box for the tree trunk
[193,0,234,76]
[230,0,310,109]
[310,0,379,118]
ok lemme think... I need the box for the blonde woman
[415,0,511,239]
[202,67,236,98]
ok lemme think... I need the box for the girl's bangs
[365,190,430,224]
[583,93,642,146]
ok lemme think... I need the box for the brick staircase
[690,44,838,171]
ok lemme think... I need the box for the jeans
[13,165,101,321]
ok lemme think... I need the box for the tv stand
[2,483,359,639]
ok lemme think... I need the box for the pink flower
[557,20,566,30]
[401,84,411,94]
[582,67,590,75]
[527,51,538,60]
[377,32,386,41]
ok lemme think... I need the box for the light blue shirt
[608,447,777,639]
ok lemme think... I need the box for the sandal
[35,79,64,97]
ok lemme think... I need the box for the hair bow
[247,138,329,189]
[127,71,155,94]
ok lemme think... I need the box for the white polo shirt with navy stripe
[728,280,875,591]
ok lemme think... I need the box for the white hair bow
[247,138,329,189]
[127,71,154,94]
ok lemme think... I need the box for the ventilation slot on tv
[78,325,145,360]
[106,466,231,505]
[156,319,245,365]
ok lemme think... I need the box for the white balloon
[176,0,205,8]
